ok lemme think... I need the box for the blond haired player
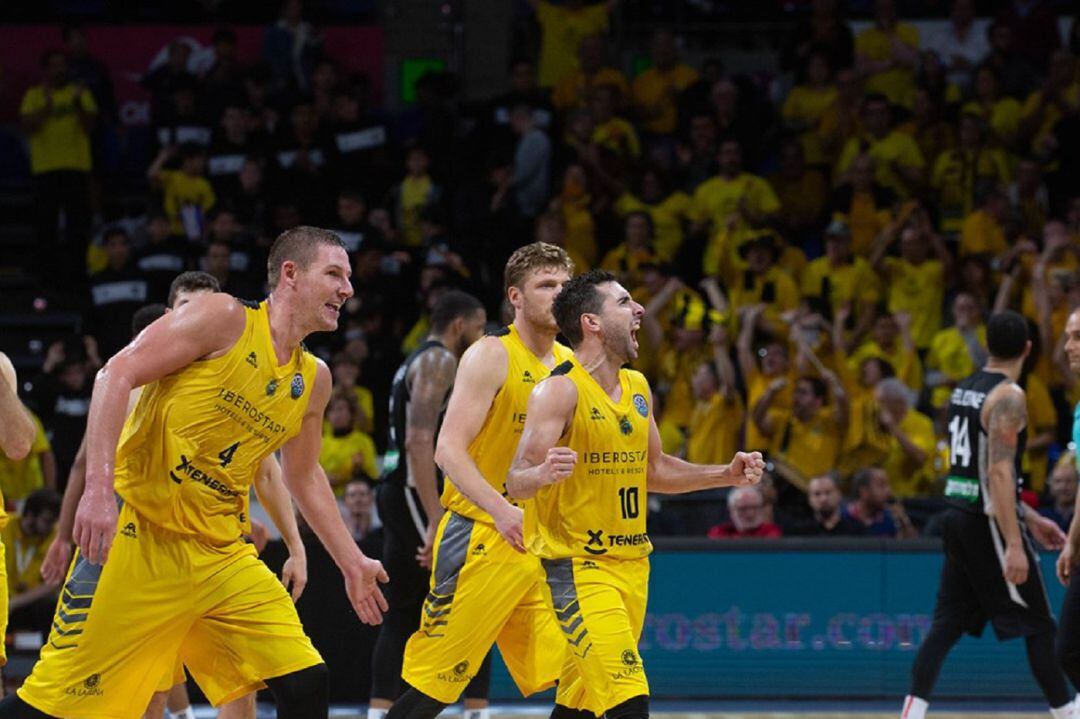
[0,227,387,719]
[507,269,764,719]
[384,242,588,719]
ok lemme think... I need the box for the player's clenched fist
[539,447,577,486]
[728,451,765,486]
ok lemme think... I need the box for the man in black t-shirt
[790,474,864,537]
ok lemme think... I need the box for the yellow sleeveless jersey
[526,356,653,560]
[114,300,317,545]
[441,324,573,523]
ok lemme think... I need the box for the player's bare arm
[983,382,1029,585]
[644,387,765,493]
[506,375,578,501]
[0,350,35,460]
[405,345,457,567]
[76,294,246,565]
[434,337,524,548]
[280,360,388,625]
[252,455,308,601]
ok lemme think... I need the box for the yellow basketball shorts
[18,502,322,718]
[541,555,650,716]
[401,512,569,704]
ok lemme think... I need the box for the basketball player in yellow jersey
[0,350,37,692]
[508,270,765,719]
[2,227,388,719]
[385,242,585,719]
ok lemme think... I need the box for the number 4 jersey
[525,356,653,560]
[944,369,1025,515]
[114,300,317,544]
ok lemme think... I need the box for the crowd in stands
[4,0,1080,555]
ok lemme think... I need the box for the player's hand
[344,555,389,625]
[539,447,577,487]
[493,502,525,553]
[281,551,308,602]
[73,486,117,566]
[1029,514,1066,551]
[1058,541,1080,586]
[41,538,73,585]
[728,451,765,486]
[1003,542,1029,585]
[416,521,439,569]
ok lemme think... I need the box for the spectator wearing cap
[801,219,881,339]
[631,30,698,139]
[600,212,657,291]
[21,49,97,288]
[724,231,800,337]
[147,142,216,241]
[854,0,920,108]
[708,486,782,539]
[874,378,936,498]
[835,94,925,199]
[828,153,895,257]
[870,205,950,353]
[791,474,866,537]
[613,167,691,263]
[753,371,848,489]
[691,137,780,264]
[551,35,628,113]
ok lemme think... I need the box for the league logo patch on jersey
[291,372,305,399]
[633,393,649,418]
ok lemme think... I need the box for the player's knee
[605,694,649,719]
[550,704,599,719]
[266,662,328,705]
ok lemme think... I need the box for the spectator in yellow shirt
[847,310,923,392]
[632,30,699,137]
[4,489,62,634]
[1009,156,1050,241]
[1019,49,1080,155]
[391,146,442,247]
[962,64,1023,149]
[147,143,217,241]
[768,138,829,245]
[781,48,837,168]
[854,0,920,107]
[931,114,1012,234]
[690,137,780,251]
[874,378,937,498]
[320,389,379,497]
[899,84,956,174]
[737,304,794,452]
[534,209,591,272]
[552,35,629,113]
[589,84,640,159]
[552,163,598,266]
[330,352,376,435]
[925,292,987,415]
[959,184,1010,259]
[1021,368,1057,494]
[685,325,744,465]
[0,413,57,504]
[20,49,97,285]
[835,94,925,198]
[528,0,616,88]
[818,68,864,166]
[600,212,657,290]
[828,153,895,257]
[613,167,691,261]
[801,219,881,340]
[726,232,801,336]
[644,277,711,434]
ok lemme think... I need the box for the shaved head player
[0,227,388,719]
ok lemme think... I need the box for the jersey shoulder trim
[488,326,511,337]
[550,360,574,376]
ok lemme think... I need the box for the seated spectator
[854,0,919,108]
[329,75,396,200]
[135,210,191,304]
[708,486,782,539]
[835,94,925,199]
[1040,453,1077,532]
[847,466,917,538]
[828,153,894,257]
[790,474,866,537]
[88,228,150,359]
[272,101,332,220]
[684,324,743,466]
[4,489,62,634]
[207,103,267,193]
[961,64,1023,150]
[391,145,442,248]
[26,342,94,485]
[148,142,216,241]
[202,239,260,300]
[590,84,639,160]
[153,75,213,153]
[600,212,657,291]
[0,412,56,503]
[631,30,698,140]
[331,186,382,254]
[768,139,828,245]
[330,352,376,435]
[613,167,690,262]
[926,292,987,415]
[320,389,379,498]
[342,477,382,544]
[931,114,1012,235]
[552,35,628,113]
[782,48,837,170]
[875,378,936,498]
[753,373,848,488]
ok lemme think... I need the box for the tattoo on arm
[987,388,1027,465]
[407,348,457,432]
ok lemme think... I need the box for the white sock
[900,695,928,719]
[463,708,490,719]
[168,708,195,719]
[1050,699,1075,719]
[368,708,389,719]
